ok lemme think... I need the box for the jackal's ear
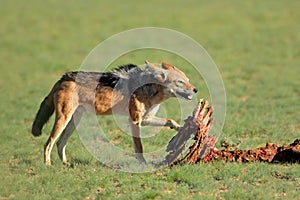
[154,71,167,83]
[145,60,161,70]
[145,61,167,83]
[162,61,176,70]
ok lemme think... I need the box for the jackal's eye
[177,80,185,84]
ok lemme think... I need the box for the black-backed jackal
[32,61,198,165]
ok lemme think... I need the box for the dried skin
[204,140,300,163]
[166,99,300,165]
[164,99,214,165]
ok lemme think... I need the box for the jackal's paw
[45,161,52,166]
[135,154,147,164]
[168,119,180,131]
[63,161,71,167]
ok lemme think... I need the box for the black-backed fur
[112,64,140,74]
[99,64,141,88]
[60,64,140,89]
[96,73,117,88]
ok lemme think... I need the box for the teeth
[188,95,192,100]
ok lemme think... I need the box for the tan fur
[32,61,197,165]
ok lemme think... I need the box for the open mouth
[175,91,193,100]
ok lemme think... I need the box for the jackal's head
[145,61,198,100]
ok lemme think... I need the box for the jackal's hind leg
[44,113,73,166]
[44,94,77,166]
[56,106,84,165]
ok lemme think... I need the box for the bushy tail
[31,96,54,137]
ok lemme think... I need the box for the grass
[1,0,300,199]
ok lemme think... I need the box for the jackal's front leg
[130,121,146,164]
[141,116,180,131]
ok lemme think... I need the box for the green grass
[1,0,300,199]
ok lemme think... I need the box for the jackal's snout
[193,88,198,93]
